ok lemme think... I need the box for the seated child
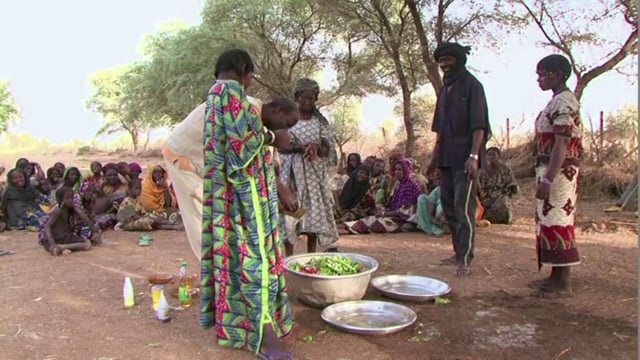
[38,187,100,256]
[116,179,182,231]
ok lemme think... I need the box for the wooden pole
[506,117,510,149]
[599,111,604,149]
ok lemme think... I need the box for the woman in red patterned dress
[529,54,584,297]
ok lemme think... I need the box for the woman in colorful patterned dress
[200,49,294,360]
[529,54,583,297]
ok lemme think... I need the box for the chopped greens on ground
[291,256,364,275]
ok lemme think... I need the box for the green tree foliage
[0,80,20,133]
[327,97,363,165]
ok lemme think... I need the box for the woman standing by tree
[529,54,583,297]
[278,78,339,255]
[200,49,294,360]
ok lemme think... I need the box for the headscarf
[140,164,177,211]
[346,153,362,174]
[293,77,338,166]
[388,151,405,177]
[128,162,142,174]
[100,163,125,196]
[433,42,472,86]
[387,159,420,211]
[1,169,40,223]
[102,163,119,176]
[339,165,371,210]
[62,167,83,192]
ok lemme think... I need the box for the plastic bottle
[178,261,192,308]
[123,276,135,307]
[155,289,171,323]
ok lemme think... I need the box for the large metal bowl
[284,253,379,308]
[321,300,417,335]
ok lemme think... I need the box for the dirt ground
[0,151,637,360]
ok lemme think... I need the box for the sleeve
[204,82,265,181]
[320,118,339,166]
[36,192,49,205]
[469,81,489,131]
[549,93,579,137]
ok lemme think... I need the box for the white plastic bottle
[123,276,135,307]
[155,290,171,323]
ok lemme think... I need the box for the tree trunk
[391,52,416,157]
[405,0,443,96]
[128,128,139,152]
[142,130,151,151]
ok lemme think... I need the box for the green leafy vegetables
[291,256,364,275]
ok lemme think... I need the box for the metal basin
[371,275,451,302]
[321,300,417,335]
[283,253,379,308]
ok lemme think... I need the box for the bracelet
[469,154,479,161]
[263,128,276,146]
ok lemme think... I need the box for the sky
[0,1,637,145]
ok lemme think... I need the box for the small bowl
[147,273,174,285]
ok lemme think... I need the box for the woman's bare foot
[61,249,72,255]
[455,264,471,277]
[527,278,552,290]
[258,325,292,360]
[50,246,62,256]
[439,255,456,265]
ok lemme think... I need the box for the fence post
[506,117,510,150]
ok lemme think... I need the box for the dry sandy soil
[0,151,637,360]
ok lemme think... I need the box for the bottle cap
[181,261,188,267]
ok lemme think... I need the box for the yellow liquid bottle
[178,261,192,308]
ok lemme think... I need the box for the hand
[273,129,291,150]
[535,181,551,200]
[278,187,299,213]
[0,166,5,176]
[304,143,320,161]
[464,157,479,181]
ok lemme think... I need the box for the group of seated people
[331,147,518,236]
[0,158,182,256]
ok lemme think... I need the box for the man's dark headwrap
[433,42,472,85]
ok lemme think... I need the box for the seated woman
[61,167,83,192]
[140,164,180,222]
[345,159,421,234]
[337,165,376,222]
[116,179,182,231]
[1,168,50,231]
[74,182,101,240]
[93,163,127,229]
[82,161,103,186]
[371,158,391,206]
[37,187,99,256]
[479,147,518,224]
[416,171,446,236]
[340,153,362,175]
[128,162,143,180]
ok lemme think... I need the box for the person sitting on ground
[83,161,103,186]
[1,168,51,231]
[116,161,131,183]
[371,158,391,206]
[19,160,46,189]
[363,155,377,167]
[128,162,143,180]
[409,159,429,194]
[38,187,99,256]
[416,170,446,236]
[93,163,127,229]
[345,159,421,234]
[140,164,179,220]
[74,182,101,240]
[337,165,376,222]
[61,167,83,193]
[53,162,66,175]
[341,153,362,175]
[478,147,518,224]
[116,179,182,231]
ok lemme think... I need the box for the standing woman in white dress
[278,78,339,256]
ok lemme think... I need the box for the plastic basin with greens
[284,253,379,308]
